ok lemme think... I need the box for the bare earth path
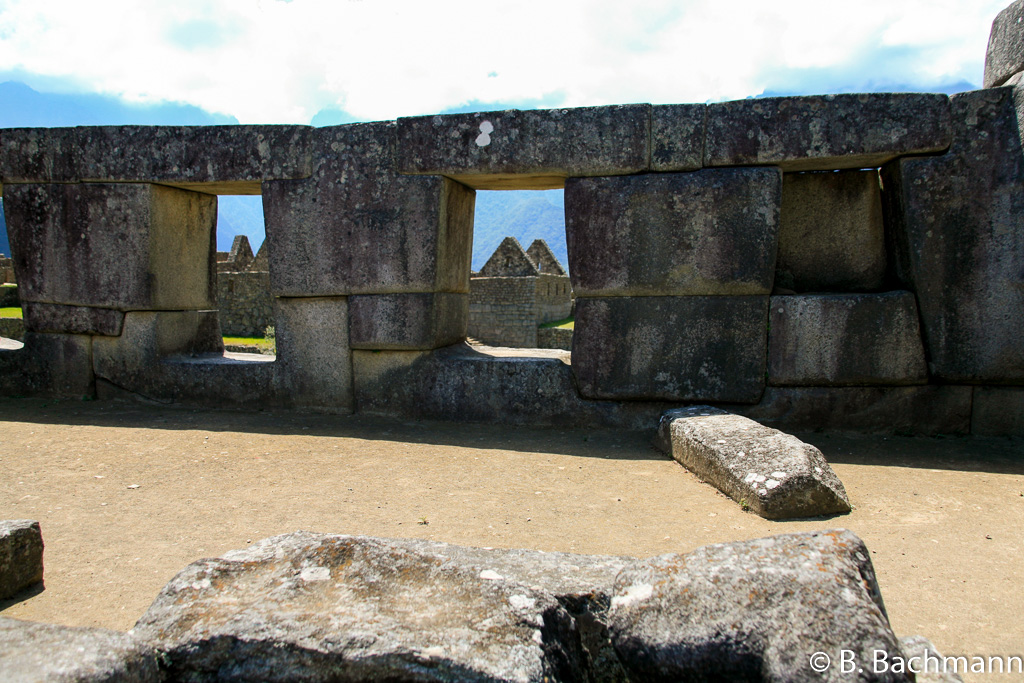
[1,398,1022,680]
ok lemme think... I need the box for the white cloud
[0,0,1010,123]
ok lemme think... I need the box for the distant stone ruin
[215,235,273,338]
[0,0,1022,435]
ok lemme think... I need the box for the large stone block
[22,302,124,336]
[768,292,927,386]
[0,617,160,682]
[706,93,951,171]
[18,332,95,398]
[777,170,886,292]
[0,520,43,600]
[566,169,781,297]
[349,293,467,350]
[264,123,474,296]
[650,104,707,172]
[0,127,78,184]
[881,87,1024,382]
[396,104,651,189]
[4,183,216,311]
[274,297,353,411]
[571,296,768,402]
[972,386,1024,436]
[985,0,1024,88]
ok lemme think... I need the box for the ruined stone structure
[215,235,273,338]
[468,237,572,348]
[0,3,1022,435]
[0,254,15,284]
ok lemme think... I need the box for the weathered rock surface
[396,105,650,190]
[565,168,781,297]
[0,127,78,183]
[655,406,851,519]
[7,332,95,398]
[349,292,467,350]
[881,87,1024,382]
[572,296,768,402]
[971,386,1024,436]
[777,169,886,292]
[4,183,216,311]
[984,0,1024,88]
[0,520,43,599]
[898,635,965,683]
[607,529,906,682]
[273,297,353,411]
[0,617,160,683]
[706,93,951,170]
[650,104,707,172]
[263,123,473,296]
[22,302,124,336]
[768,292,928,386]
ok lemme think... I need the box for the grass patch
[0,307,23,319]
[539,316,574,330]
[223,336,274,349]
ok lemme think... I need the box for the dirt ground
[1,397,1022,679]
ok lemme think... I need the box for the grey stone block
[4,183,216,311]
[655,406,850,519]
[18,332,95,398]
[22,302,124,336]
[898,635,965,683]
[608,529,905,682]
[571,296,768,402]
[768,292,927,386]
[0,127,78,184]
[397,104,651,190]
[349,293,467,350]
[985,0,1024,88]
[777,170,886,292]
[881,87,1024,382]
[731,385,973,435]
[264,123,474,296]
[0,520,43,600]
[972,386,1024,436]
[0,617,160,683]
[274,297,353,411]
[565,169,781,297]
[650,104,707,172]
[706,93,951,170]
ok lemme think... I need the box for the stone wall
[216,270,273,338]
[0,256,14,284]
[537,326,572,350]
[0,0,1022,434]
[468,276,538,347]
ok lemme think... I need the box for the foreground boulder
[0,519,43,599]
[656,406,851,519]
[0,617,160,682]
[608,529,906,682]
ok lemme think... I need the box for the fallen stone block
[881,87,1024,382]
[608,529,905,682]
[5,183,216,311]
[655,406,850,519]
[349,292,467,350]
[0,616,160,683]
[396,104,650,189]
[22,302,124,336]
[131,532,608,681]
[777,169,886,292]
[565,168,781,297]
[972,386,1024,436]
[706,93,951,170]
[985,0,1024,88]
[650,104,707,172]
[0,520,43,600]
[572,296,768,403]
[768,292,928,386]
[898,635,965,683]
[264,123,473,296]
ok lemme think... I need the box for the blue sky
[0,0,1008,127]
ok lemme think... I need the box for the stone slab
[777,169,886,292]
[0,520,43,600]
[881,87,1024,382]
[0,127,78,184]
[274,297,353,412]
[972,386,1024,436]
[566,168,781,296]
[608,529,905,682]
[571,296,768,403]
[349,292,467,350]
[656,406,851,519]
[985,0,1024,88]
[396,104,651,189]
[263,123,474,296]
[731,385,973,435]
[4,183,216,311]
[17,332,95,398]
[22,302,124,336]
[706,93,951,171]
[650,104,707,172]
[0,617,160,683]
[768,292,928,386]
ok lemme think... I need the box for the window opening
[0,197,24,349]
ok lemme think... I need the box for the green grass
[223,336,274,349]
[0,307,23,319]
[539,316,574,330]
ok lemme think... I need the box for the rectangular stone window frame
[0,193,24,351]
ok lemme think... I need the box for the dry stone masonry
[0,1,1022,435]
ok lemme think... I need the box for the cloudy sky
[0,0,1009,126]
